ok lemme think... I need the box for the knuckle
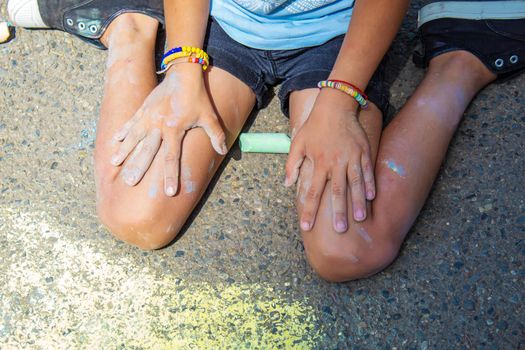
[306,186,320,200]
[141,143,152,154]
[349,174,363,187]
[315,153,325,164]
[332,184,345,197]
[165,176,177,183]
[332,152,344,163]
[362,159,372,170]
[164,152,178,162]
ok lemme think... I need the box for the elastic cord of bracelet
[157,55,209,74]
[317,80,369,109]
[160,53,209,72]
[161,46,209,70]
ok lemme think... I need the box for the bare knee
[428,50,496,89]
[97,190,183,250]
[304,223,401,282]
[102,13,158,48]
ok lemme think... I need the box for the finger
[110,121,147,166]
[347,162,367,222]
[199,115,228,155]
[361,149,376,201]
[121,129,162,186]
[285,136,306,187]
[331,166,348,233]
[300,167,327,231]
[163,130,183,196]
[112,109,143,142]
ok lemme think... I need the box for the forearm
[329,0,409,90]
[163,0,209,49]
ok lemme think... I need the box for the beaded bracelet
[161,52,210,70]
[317,79,369,109]
[156,56,209,74]
[328,79,368,100]
[161,46,210,71]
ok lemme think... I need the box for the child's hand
[285,89,376,232]
[110,66,227,196]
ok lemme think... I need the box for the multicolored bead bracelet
[317,79,369,109]
[156,56,209,74]
[160,46,210,71]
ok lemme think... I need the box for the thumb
[200,114,228,155]
[284,137,305,187]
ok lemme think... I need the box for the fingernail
[355,209,365,221]
[221,143,228,154]
[111,155,120,165]
[113,132,122,141]
[367,191,375,200]
[301,221,311,231]
[335,220,347,232]
[124,174,136,186]
[284,177,291,187]
[166,186,175,196]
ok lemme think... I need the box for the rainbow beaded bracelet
[317,79,369,109]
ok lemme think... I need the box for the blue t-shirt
[210,0,355,50]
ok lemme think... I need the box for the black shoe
[8,0,164,49]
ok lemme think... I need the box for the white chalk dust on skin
[181,166,196,194]
[148,183,158,198]
[105,40,143,86]
[348,253,360,263]
[291,94,316,140]
[165,223,174,234]
[208,159,215,174]
[357,227,373,246]
[0,208,322,348]
[296,159,313,206]
[147,166,162,199]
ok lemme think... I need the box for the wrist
[318,87,360,113]
[165,62,204,79]
[162,63,205,92]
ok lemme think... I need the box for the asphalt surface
[0,1,524,348]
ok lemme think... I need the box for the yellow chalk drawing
[0,208,323,349]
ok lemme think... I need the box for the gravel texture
[0,0,524,348]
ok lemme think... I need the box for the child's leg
[94,14,256,249]
[290,50,496,281]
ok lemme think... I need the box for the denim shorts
[203,19,389,117]
[414,1,525,81]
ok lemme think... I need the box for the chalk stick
[239,133,290,154]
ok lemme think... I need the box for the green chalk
[239,133,291,154]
